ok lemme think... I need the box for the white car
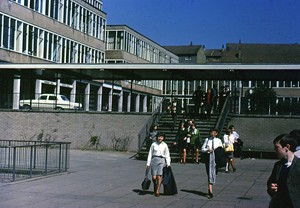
[20,94,82,110]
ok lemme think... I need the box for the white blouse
[146,141,171,166]
[201,137,223,153]
[223,134,235,145]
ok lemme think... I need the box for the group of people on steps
[145,120,241,199]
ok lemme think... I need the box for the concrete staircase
[136,113,231,162]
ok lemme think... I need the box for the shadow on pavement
[181,189,208,198]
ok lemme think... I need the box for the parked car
[20,94,82,110]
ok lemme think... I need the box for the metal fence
[0,140,70,182]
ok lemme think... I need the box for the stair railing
[214,96,232,134]
[134,97,167,155]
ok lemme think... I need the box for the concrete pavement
[0,150,274,208]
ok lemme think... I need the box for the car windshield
[60,95,69,101]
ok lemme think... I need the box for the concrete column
[127,93,131,112]
[13,77,21,110]
[70,81,76,103]
[97,86,103,111]
[135,93,140,112]
[85,83,90,111]
[118,90,123,112]
[55,79,61,94]
[35,79,42,98]
[108,88,112,111]
[143,95,147,112]
[238,80,242,114]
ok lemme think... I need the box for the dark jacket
[214,146,226,168]
[267,156,300,208]
[162,166,178,195]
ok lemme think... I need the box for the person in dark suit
[267,133,300,208]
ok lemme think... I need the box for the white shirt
[223,134,235,145]
[295,146,300,158]
[201,137,223,153]
[232,131,239,142]
[147,141,171,166]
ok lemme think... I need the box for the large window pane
[22,23,28,53]
[10,19,16,50]
[3,16,9,49]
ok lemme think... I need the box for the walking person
[289,129,300,158]
[223,130,236,173]
[171,98,179,130]
[229,125,243,158]
[267,133,300,208]
[174,122,188,164]
[189,124,201,163]
[192,86,204,118]
[201,129,223,199]
[146,125,159,151]
[146,132,171,197]
[204,88,213,120]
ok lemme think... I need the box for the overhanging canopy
[1,63,300,81]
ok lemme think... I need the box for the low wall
[0,111,151,152]
[229,115,300,152]
[0,111,298,153]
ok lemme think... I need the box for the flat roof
[1,63,300,81]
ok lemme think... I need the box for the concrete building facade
[0,0,178,113]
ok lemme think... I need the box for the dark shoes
[225,168,236,173]
[154,193,160,197]
[207,191,213,199]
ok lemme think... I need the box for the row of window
[0,13,105,63]
[242,80,300,88]
[11,0,106,41]
[163,80,300,96]
[82,0,102,10]
[106,30,179,64]
[163,80,226,95]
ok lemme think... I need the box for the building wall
[0,50,50,63]
[0,111,150,152]
[0,111,298,153]
[230,115,300,151]
[0,2,105,50]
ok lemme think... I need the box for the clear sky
[103,0,300,49]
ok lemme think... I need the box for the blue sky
[103,0,300,49]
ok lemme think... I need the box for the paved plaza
[0,149,275,208]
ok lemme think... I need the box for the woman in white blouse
[146,132,171,197]
[223,129,236,173]
[201,129,223,199]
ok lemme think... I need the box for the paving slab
[0,150,275,208]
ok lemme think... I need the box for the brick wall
[0,111,150,152]
[230,115,300,151]
[0,111,298,152]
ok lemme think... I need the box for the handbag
[141,167,151,190]
[223,143,234,152]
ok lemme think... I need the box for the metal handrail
[214,96,232,134]
[130,97,166,158]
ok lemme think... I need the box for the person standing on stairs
[174,122,188,164]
